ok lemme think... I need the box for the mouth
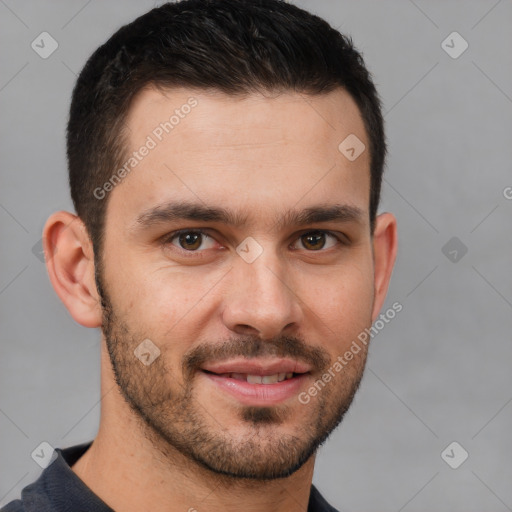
[202,370,301,384]
[199,359,312,405]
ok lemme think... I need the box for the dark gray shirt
[2,442,340,511]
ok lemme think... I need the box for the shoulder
[0,442,97,512]
[1,501,24,511]
[309,484,341,512]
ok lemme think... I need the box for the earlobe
[371,212,398,322]
[43,211,103,328]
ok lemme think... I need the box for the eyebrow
[132,200,365,232]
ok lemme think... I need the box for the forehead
[107,86,371,230]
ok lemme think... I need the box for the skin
[43,86,397,512]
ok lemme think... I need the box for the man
[3,0,397,510]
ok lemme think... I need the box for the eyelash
[161,229,348,255]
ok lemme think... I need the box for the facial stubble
[95,264,368,481]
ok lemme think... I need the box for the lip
[200,364,311,406]
[201,358,312,376]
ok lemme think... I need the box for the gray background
[1,1,511,510]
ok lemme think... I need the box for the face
[96,86,376,479]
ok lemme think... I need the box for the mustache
[182,334,330,379]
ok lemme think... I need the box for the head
[45,0,397,481]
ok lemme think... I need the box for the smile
[205,371,297,384]
[200,360,311,405]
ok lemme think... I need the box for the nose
[221,252,303,340]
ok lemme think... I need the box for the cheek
[110,251,211,314]
[302,260,374,344]
[123,270,224,344]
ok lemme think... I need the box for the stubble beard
[95,266,368,481]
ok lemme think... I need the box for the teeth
[217,372,296,384]
[262,374,279,384]
[247,373,294,384]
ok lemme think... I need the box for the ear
[42,211,102,328]
[371,212,398,322]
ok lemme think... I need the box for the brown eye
[178,232,202,250]
[167,230,216,251]
[293,231,341,251]
[301,232,326,250]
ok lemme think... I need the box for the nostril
[234,324,259,336]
